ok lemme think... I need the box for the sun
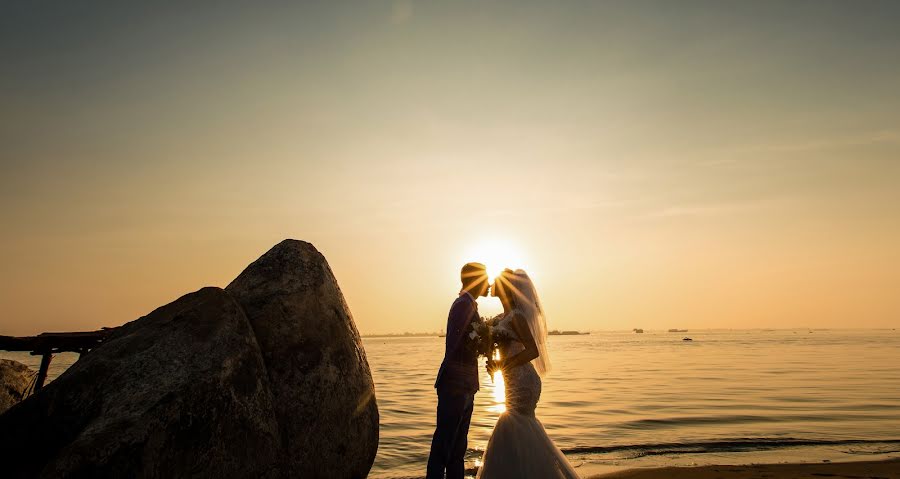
[462,238,527,281]
[458,238,531,316]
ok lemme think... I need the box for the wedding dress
[475,312,580,479]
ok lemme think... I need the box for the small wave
[560,437,900,457]
[377,438,900,478]
[376,468,481,479]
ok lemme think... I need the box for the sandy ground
[589,459,900,479]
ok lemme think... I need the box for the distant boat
[669,328,688,333]
[682,337,693,341]
[633,328,644,333]
[549,330,589,336]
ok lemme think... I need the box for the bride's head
[491,268,531,312]
[492,269,553,375]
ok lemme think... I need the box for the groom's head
[460,262,489,297]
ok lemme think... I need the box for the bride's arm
[498,313,540,371]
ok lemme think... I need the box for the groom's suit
[427,291,480,479]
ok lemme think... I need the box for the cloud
[479,198,649,220]
[751,130,900,154]
[644,197,789,219]
[691,130,900,170]
[391,0,413,25]
[697,129,900,169]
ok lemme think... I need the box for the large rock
[226,239,378,479]
[0,287,281,479]
[0,359,35,414]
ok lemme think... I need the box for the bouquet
[465,315,510,382]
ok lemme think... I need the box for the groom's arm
[445,299,475,354]
[447,301,472,340]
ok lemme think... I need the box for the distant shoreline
[362,333,443,338]
[362,330,592,338]
[361,328,897,338]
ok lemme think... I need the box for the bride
[476,269,580,479]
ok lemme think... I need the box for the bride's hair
[496,268,552,376]
[495,268,530,311]
[495,268,517,307]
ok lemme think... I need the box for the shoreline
[588,458,900,479]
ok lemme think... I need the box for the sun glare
[463,239,528,281]
[459,238,531,317]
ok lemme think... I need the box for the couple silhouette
[426,263,578,479]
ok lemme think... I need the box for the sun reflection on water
[492,371,505,408]
[489,351,506,413]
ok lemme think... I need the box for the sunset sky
[2,1,898,336]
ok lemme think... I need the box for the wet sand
[590,459,900,479]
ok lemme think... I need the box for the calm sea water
[364,329,900,478]
[4,329,900,477]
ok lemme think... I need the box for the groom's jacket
[434,292,480,394]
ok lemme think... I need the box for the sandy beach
[590,459,900,479]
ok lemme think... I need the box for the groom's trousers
[426,389,475,479]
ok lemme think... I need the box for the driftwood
[0,329,114,391]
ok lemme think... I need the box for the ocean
[4,329,899,477]
[364,329,900,477]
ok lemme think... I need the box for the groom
[426,262,490,479]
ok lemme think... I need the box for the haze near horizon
[1,1,899,336]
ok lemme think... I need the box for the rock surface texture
[0,287,281,478]
[0,240,378,479]
[0,359,35,414]
[226,239,379,479]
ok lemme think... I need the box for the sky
[1,1,899,336]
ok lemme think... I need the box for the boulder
[226,239,378,479]
[0,287,281,479]
[0,359,35,414]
